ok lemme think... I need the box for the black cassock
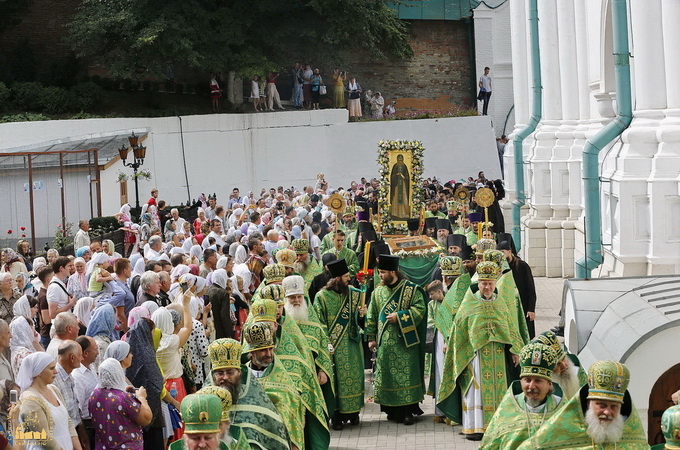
[508,256,537,339]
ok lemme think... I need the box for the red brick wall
[342,20,474,113]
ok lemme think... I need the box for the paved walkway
[330,277,566,449]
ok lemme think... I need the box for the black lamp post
[118,132,147,209]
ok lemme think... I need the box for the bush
[11,82,46,110]
[38,86,78,114]
[70,111,101,120]
[71,81,103,110]
[0,113,51,123]
[0,82,9,110]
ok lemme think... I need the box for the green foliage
[67,0,413,78]
[39,86,78,114]
[0,113,51,123]
[11,82,45,110]
[70,111,101,120]
[71,81,103,110]
[0,82,9,109]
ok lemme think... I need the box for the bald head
[54,312,79,340]
[58,339,82,371]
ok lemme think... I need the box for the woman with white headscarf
[73,296,95,334]
[141,300,159,316]
[129,257,146,300]
[116,203,135,257]
[67,257,88,301]
[10,316,43,379]
[102,239,122,259]
[151,291,192,409]
[12,294,37,324]
[16,352,79,450]
[88,357,151,449]
[170,264,190,283]
[86,252,113,297]
[189,245,202,266]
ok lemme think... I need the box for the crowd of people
[0,169,677,450]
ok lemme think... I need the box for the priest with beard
[529,360,648,449]
[314,259,367,430]
[291,239,323,293]
[206,338,291,450]
[532,331,588,400]
[435,218,451,248]
[366,254,427,426]
[243,322,306,450]
[282,275,336,421]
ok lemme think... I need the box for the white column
[661,0,680,109]
[630,0,667,111]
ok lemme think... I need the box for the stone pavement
[330,277,566,449]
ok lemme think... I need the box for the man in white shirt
[145,235,163,260]
[206,219,226,248]
[74,220,91,249]
[479,66,493,116]
[170,209,186,234]
[46,312,80,358]
[205,196,218,221]
[47,257,77,319]
[73,335,100,449]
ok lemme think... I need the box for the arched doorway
[648,363,680,445]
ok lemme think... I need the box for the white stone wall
[506,0,680,277]
[474,1,515,138]
[0,111,500,239]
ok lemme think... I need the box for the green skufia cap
[519,342,558,381]
[532,331,567,362]
[292,238,310,254]
[587,360,630,404]
[197,386,233,422]
[439,256,462,276]
[661,404,680,447]
[182,393,223,434]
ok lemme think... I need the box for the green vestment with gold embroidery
[228,424,254,450]
[366,279,427,407]
[300,258,323,293]
[313,287,365,414]
[229,364,291,450]
[241,316,330,450]
[292,305,337,414]
[527,386,648,449]
[480,380,564,450]
[322,246,359,278]
[437,286,527,428]
[247,360,305,450]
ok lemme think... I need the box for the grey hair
[149,235,162,248]
[0,273,12,283]
[58,340,80,357]
[53,312,78,335]
[47,248,59,257]
[140,270,160,292]
[0,319,8,333]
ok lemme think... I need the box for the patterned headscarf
[86,304,116,338]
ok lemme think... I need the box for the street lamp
[118,131,147,209]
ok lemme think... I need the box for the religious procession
[0,139,678,450]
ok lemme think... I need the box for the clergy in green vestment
[528,360,648,449]
[532,331,588,400]
[243,322,306,450]
[656,404,680,450]
[322,230,359,277]
[481,342,564,449]
[453,213,480,246]
[170,393,230,450]
[245,290,330,450]
[426,256,464,422]
[425,201,446,219]
[207,338,292,450]
[438,261,526,441]
[291,239,323,293]
[366,254,427,425]
[313,258,366,430]
[196,386,251,450]
[282,275,336,416]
